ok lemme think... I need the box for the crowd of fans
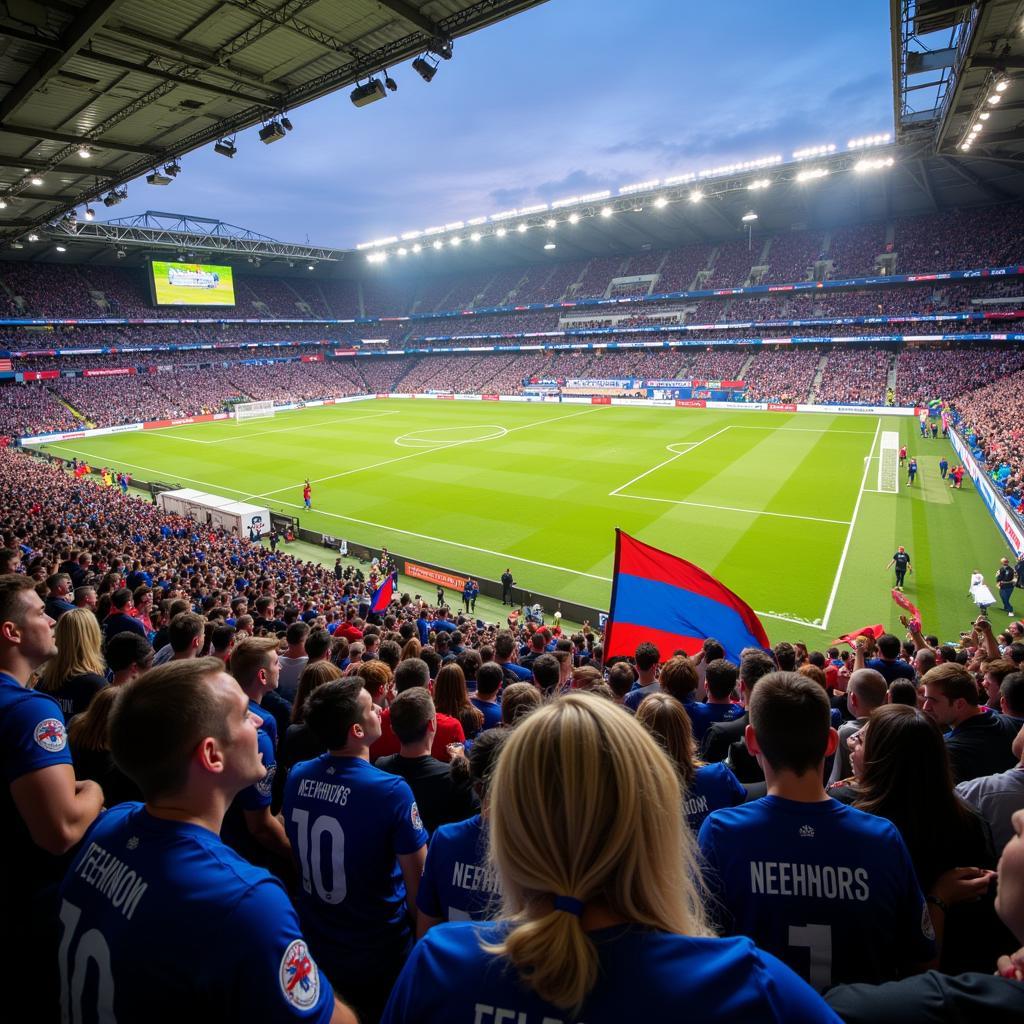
[4,443,1024,1020]
[3,204,1021,326]
[6,337,1024,438]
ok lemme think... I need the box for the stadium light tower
[742,210,758,250]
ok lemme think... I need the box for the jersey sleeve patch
[411,801,423,833]
[34,717,67,753]
[279,938,321,1011]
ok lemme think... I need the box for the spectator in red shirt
[370,657,464,763]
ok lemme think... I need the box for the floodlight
[30,176,43,186]
[600,206,613,217]
[741,211,758,222]
[214,138,237,157]
[146,170,172,186]
[307,263,315,270]
[384,75,397,93]
[496,227,507,237]
[543,242,556,250]
[546,218,556,228]
[0,198,6,209]
[351,79,387,105]
[450,236,462,245]
[517,223,528,233]
[412,243,422,252]
[796,167,829,182]
[996,79,1009,92]
[433,239,443,249]
[55,245,66,252]
[470,232,481,241]
[988,94,1001,104]
[397,247,407,255]
[413,56,438,82]
[747,178,771,190]
[653,196,668,208]
[430,38,453,60]
[960,142,971,151]
[164,160,181,176]
[77,146,92,159]
[259,121,287,144]
[281,116,294,131]
[27,232,38,241]
[568,212,580,223]
[980,111,990,120]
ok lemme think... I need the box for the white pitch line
[248,405,606,500]
[145,409,397,445]
[613,492,851,526]
[727,425,877,435]
[820,417,882,631]
[609,426,732,497]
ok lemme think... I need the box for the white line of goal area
[608,424,852,526]
[145,408,399,445]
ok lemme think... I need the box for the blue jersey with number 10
[283,753,428,980]
[698,795,935,990]
[57,802,335,1023]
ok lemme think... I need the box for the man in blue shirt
[470,662,504,731]
[283,678,428,1023]
[699,671,935,990]
[0,575,105,1003]
[56,657,353,1024]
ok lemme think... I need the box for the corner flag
[603,530,770,665]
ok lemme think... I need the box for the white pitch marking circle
[666,441,698,454]
[394,424,509,449]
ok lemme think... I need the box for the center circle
[394,424,509,449]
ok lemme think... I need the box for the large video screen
[150,260,235,306]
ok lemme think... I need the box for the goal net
[878,430,900,493]
[235,400,275,422]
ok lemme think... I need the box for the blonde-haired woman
[35,607,107,717]
[382,693,837,1023]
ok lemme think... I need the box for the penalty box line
[608,424,851,527]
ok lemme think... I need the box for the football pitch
[34,399,1014,645]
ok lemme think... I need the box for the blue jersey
[687,701,744,742]
[283,753,428,978]
[221,726,276,861]
[417,815,500,922]
[382,921,840,1023]
[470,696,503,731]
[250,698,278,749]
[0,672,74,909]
[698,796,935,990]
[685,762,746,832]
[58,803,335,1023]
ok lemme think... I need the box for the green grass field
[33,399,1016,646]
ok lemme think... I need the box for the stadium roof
[0,0,546,241]
[892,0,1024,160]
[1,0,1021,272]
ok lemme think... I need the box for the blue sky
[111,0,893,248]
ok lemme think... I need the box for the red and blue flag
[603,530,770,665]
[370,571,397,614]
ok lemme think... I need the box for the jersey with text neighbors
[282,753,428,978]
[417,814,500,922]
[381,922,841,1024]
[698,795,934,990]
[57,802,335,1024]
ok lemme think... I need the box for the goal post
[878,431,900,493]
[234,400,275,422]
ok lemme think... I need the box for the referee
[887,546,912,591]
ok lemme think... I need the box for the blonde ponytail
[484,693,710,1011]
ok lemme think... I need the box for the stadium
[2,0,1024,1021]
